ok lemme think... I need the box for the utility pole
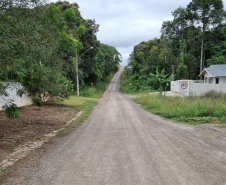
[76,47,79,96]
[172,65,174,79]
[75,46,93,97]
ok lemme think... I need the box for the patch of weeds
[216,125,226,129]
[0,168,6,179]
[134,94,226,125]
[61,107,73,112]
[75,100,98,125]
[81,100,98,111]
[76,122,83,126]
[21,160,27,165]
[57,125,75,136]
[155,112,175,118]
[76,112,89,124]
[60,106,81,113]
[180,116,217,123]
[170,118,204,126]
[37,133,44,140]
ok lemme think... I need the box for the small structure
[0,82,32,110]
[170,64,226,96]
[171,80,193,96]
[170,79,226,96]
[199,64,226,84]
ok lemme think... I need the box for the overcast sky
[51,0,226,65]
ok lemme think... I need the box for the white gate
[171,81,180,93]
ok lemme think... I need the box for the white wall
[171,81,180,93]
[0,82,32,110]
[204,73,212,77]
[171,80,226,96]
[220,77,226,84]
[189,82,226,96]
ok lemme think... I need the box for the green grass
[57,125,75,136]
[37,133,44,140]
[216,125,226,129]
[0,168,6,179]
[57,98,98,136]
[134,94,226,124]
[80,73,114,98]
[61,96,88,106]
[75,99,98,124]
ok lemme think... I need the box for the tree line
[0,0,121,118]
[124,0,226,92]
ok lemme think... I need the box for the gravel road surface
[24,67,226,185]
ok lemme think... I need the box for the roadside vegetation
[124,0,225,93]
[120,67,172,94]
[80,73,114,98]
[134,91,226,125]
[0,168,6,179]
[0,0,121,119]
[119,0,226,126]
[57,96,98,136]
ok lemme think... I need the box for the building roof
[199,64,226,77]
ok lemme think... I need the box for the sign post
[181,82,188,106]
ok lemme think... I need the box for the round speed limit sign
[181,82,188,89]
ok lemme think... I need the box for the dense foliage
[0,0,121,118]
[124,0,226,92]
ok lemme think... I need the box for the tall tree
[205,23,226,66]
[187,0,225,74]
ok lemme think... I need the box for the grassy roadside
[134,93,226,125]
[57,97,98,136]
[80,73,114,98]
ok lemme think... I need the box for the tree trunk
[203,50,205,69]
[200,24,205,75]
[185,39,188,56]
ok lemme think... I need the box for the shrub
[81,87,97,97]
[2,102,20,119]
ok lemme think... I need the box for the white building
[170,64,226,96]
[199,64,226,84]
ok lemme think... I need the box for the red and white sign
[181,82,188,89]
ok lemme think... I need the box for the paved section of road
[24,67,226,185]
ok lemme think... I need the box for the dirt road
[24,67,226,185]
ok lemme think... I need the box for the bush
[80,73,114,98]
[2,102,20,119]
[120,68,174,94]
[81,87,97,97]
